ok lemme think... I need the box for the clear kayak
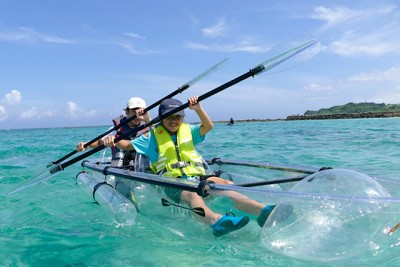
[76,157,400,266]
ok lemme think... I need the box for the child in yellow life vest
[103,96,292,237]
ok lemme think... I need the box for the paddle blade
[161,198,171,206]
[161,198,205,217]
[192,207,206,217]
[8,170,60,195]
[185,58,229,88]
[257,39,322,75]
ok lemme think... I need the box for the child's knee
[209,177,234,185]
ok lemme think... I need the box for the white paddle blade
[8,171,60,195]
[257,39,322,75]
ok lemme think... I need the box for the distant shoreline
[214,111,400,124]
[213,118,282,124]
[3,112,400,130]
[286,111,400,121]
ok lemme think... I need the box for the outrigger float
[77,157,400,266]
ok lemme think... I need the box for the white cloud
[114,40,163,54]
[311,5,400,57]
[346,68,400,103]
[186,12,200,25]
[81,23,98,33]
[67,101,79,118]
[184,42,209,50]
[67,101,96,119]
[0,27,74,44]
[304,83,333,92]
[371,91,400,104]
[118,42,139,54]
[3,89,21,105]
[348,67,400,82]
[188,16,271,53]
[0,105,7,121]
[20,107,39,119]
[202,18,228,38]
[311,6,364,29]
[124,32,146,39]
[330,31,399,57]
[312,5,396,30]
[300,67,400,105]
[19,107,55,119]
[185,41,267,53]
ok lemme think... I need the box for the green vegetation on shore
[208,102,400,124]
[304,102,400,115]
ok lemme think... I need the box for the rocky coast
[286,111,400,120]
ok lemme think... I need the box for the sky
[1,0,400,129]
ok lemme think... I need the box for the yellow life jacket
[151,123,206,177]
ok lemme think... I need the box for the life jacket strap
[170,161,204,169]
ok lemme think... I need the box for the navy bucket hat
[158,98,185,117]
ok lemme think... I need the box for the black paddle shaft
[50,65,265,174]
[237,175,309,187]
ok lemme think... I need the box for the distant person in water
[102,96,291,237]
[229,117,234,125]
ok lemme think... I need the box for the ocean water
[1,118,400,267]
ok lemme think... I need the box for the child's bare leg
[180,188,251,236]
[180,190,221,225]
[208,176,265,215]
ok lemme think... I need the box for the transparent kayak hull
[77,158,400,265]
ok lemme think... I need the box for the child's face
[125,108,142,126]
[162,115,183,134]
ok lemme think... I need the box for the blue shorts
[163,175,214,203]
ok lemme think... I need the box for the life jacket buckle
[171,161,190,168]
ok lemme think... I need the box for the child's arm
[188,96,214,136]
[103,136,135,151]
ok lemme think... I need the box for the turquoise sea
[1,118,400,266]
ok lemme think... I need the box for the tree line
[304,102,400,115]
